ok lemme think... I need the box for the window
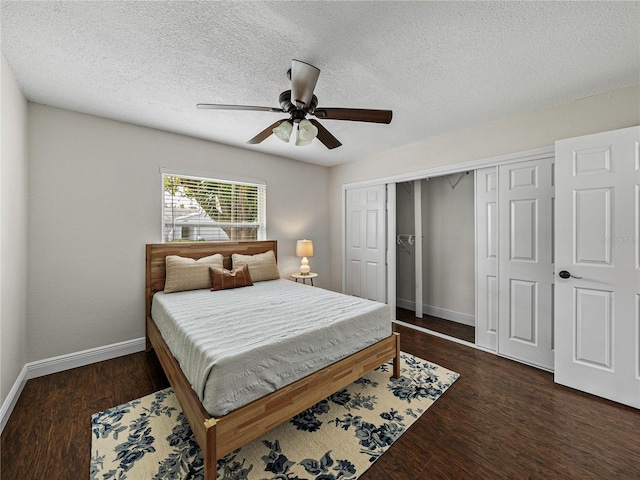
[163,173,266,242]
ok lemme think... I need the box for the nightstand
[291,272,318,286]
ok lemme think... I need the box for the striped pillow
[209,264,253,291]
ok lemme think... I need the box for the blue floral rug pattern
[90,352,459,480]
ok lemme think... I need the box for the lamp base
[299,257,310,275]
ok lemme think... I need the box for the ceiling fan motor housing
[279,90,318,122]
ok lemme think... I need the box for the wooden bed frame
[145,240,400,480]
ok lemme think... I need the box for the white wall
[329,84,640,291]
[1,55,29,407]
[27,104,330,362]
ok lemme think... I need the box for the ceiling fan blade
[197,104,283,113]
[308,119,342,149]
[290,60,320,109]
[246,119,288,145]
[313,108,392,124]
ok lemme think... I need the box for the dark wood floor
[396,307,476,343]
[2,326,639,479]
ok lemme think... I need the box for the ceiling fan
[196,60,393,149]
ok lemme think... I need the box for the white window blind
[163,174,266,242]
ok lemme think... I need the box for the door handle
[559,270,582,279]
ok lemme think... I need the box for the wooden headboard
[145,240,278,318]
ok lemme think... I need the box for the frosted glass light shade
[273,120,293,142]
[295,119,318,146]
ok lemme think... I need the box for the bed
[145,240,400,480]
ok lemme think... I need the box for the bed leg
[392,332,401,378]
[145,317,154,352]
[204,419,217,480]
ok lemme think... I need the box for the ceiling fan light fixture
[273,120,293,142]
[295,119,318,146]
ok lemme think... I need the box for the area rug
[90,352,459,480]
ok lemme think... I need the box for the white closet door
[345,184,387,302]
[476,166,498,351]
[554,126,640,408]
[498,157,555,369]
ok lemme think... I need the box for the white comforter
[151,279,391,417]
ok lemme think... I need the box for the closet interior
[395,172,476,344]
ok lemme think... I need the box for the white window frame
[161,168,267,243]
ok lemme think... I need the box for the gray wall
[395,175,475,319]
[1,55,29,407]
[421,174,475,317]
[329,84,640,292]
[395,182,415,304]
[26,104,330,362]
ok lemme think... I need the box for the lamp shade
[273,120,293,142]
[295,119,318,146]
[296,239,314,258]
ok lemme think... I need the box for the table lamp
[296,239,314,275]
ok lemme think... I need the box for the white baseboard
[25,337,146,379]
[423,305,475,326]
[396,298,415,311]
[0,337,145,435]
[396,299,475,327]
[0,364,28,434]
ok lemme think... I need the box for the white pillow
[164,254,224,293]
[231,250,280,282]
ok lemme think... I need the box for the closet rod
[396,234,415,253]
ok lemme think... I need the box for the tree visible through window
[163,174,266,242]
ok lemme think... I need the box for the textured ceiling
[2,1,639,167]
